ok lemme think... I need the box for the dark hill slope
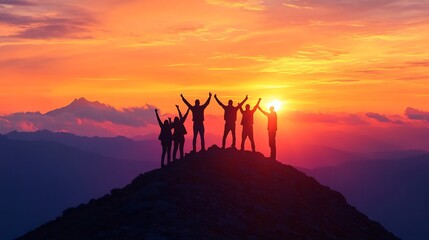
[18,146,399,240]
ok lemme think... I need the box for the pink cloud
[0,98,158,137]
[287,111,368,125]
[405,107,429,121]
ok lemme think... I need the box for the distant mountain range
[6,130,160,162]
[0,97,156,137]
[5,130,366,169]
[0,134,158,240]
[306,155,429,240]
[17,146,399,240]
[279,143,365,168]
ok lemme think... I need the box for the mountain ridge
[45,97,109,116]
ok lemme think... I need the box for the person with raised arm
[172,105,190,160]
[239,98,261,152]
[214,94,248,149]
[258,105,278,160]
[155,109,173,167]
[181,92,212,152]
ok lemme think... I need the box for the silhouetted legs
[173,136,185,160]
[179,138,185,158]
[193,124,205,152]
[268,130,276,160]
[161,141,172,167]
[241,125,255,152]
[222,122,236,149]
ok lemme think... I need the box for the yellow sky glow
[1,0,429,115]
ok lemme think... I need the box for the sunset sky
[3,0,429,159]
[2,0,429,115]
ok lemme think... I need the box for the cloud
[14,24,91,39]
[404,60,429,68]
[0,0,35,6]
[365,112,391,123]
[0,12,36,25]
[0,1,95,39]
[287,110,406,126]
[206,0,265,11]
[302,0,392,9]
[0,98,158,136]
[405,107,429,121]
[365,112,405,124]
[288,111,368,125]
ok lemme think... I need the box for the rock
[136,181,167,200]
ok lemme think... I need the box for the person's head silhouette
[164,120,169,126]
[195,99,200,106]
[174,117,180,123]
[270,106,275,112]
[228,100,233,106]
[245,104,250,110]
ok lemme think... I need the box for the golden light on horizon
[266,100,283,112]
[1,0,429,115]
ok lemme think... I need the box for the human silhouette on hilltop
[181,92,212,152]
[172,105,190,160]
[239,98,261,152]
[214,94,248,149]
[155,109,173,167]
[258,105,278,160]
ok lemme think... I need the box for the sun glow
[266,100,283,111]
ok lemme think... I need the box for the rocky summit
[18,146,399,240]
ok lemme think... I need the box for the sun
[266,99,283,111]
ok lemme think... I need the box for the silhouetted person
[214,94,248,149]
[172,105,190,160]
[155,109,172,168]
[181,92,212,152]
[258,105,278,160]
[239,98,261,152]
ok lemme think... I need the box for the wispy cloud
[405,107,429,121]
[0,1,95,39]
[288,111,368,125]
[0,0,35,6]
[15,24,91,39]
[206,0,265,11]
[2,0,429,115]
[365,112,404,124]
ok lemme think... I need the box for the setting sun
[266,100,283,111]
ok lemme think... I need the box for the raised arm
[181,94,192,108]
[239,105,244,114]
[181,108,190,123]
[252,98,262,112]
[176,105,183,119]
[214,94,226,108]
[155,109,162,127]
[258,106,269,116]
[238,95,248,108]
[168,117,173,129]
[202,92,212,108]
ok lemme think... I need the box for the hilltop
[18,146,399,240]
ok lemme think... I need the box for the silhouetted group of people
[155,93,277,167]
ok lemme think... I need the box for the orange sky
[1,0,429,115]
